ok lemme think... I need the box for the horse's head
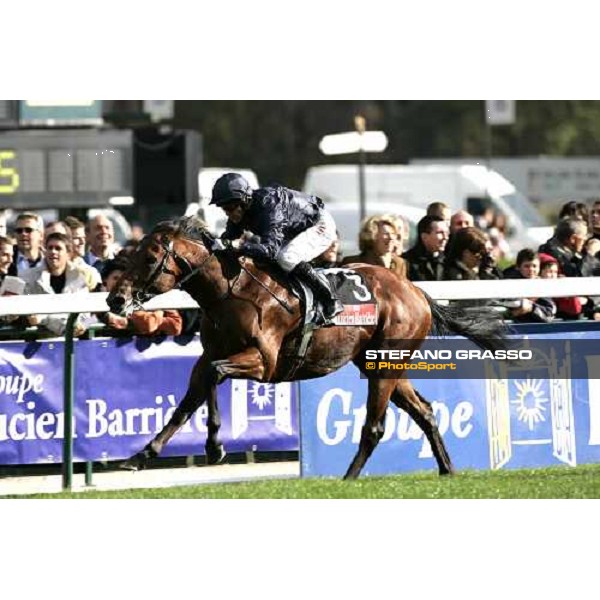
[106,217,215,314]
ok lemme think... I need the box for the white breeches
[275,210,337,272]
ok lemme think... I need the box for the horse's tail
[422,290,509,352]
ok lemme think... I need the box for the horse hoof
[206,444,226,465]
[118,453,148,472]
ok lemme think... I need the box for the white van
[317,199,424,257]
[302,164,552,255]
[187,167,260,235]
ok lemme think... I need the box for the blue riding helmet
[210,173,253,207]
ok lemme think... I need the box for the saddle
[234,258,378,376]
[248,259,377,328]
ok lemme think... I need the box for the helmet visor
[212,192,248,206]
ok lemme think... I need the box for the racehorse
[107,216,507,479]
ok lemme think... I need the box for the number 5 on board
[0,150,20,194]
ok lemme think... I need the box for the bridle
[133,232,214,309]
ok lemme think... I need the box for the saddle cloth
[292,267,378,328]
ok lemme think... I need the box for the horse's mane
[151,216,215,243]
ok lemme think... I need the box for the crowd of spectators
[318,198,600,324]
[0,209,167,338]
[0,208,206,340]
[2,196,600,337]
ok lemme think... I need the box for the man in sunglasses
[8,212,45,276]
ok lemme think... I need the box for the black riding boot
[293,261,344,323]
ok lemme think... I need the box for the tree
[172,100,600,187]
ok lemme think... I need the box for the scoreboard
[0,129,133,209]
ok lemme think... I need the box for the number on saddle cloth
[309,267,377,327]
[320,267,372,303]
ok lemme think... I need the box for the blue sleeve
[240,196,286,260]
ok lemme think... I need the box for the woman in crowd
[443,227,501,281]
[443,227,501,309]
[342,214,406,278]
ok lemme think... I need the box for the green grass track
[5,463,600,499]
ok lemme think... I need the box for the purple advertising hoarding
[0,336,299,465]
[0,340,65,464]
[299,332,600,477]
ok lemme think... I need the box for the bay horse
[107,216,507,479]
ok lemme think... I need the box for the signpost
[318,116,388,222]
[484,100,516,167]
[485,100,516,126]
[484,101,516,199]
[143,100,175,122]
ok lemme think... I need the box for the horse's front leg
[120,348,266,471]
[204,377,225,465]
[120,355,214,471]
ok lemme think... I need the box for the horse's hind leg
[203,347,267,462]
[390,378,454,476]
[343,378,396,480]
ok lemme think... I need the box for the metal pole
[358,147,367,223]
[485,121,493,170]
[355,115,367,223]
[62,312,78,491]
[484,106,493,201]
[85,461,93,487]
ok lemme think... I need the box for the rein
[238,260,293,314]
[136,232,293,315]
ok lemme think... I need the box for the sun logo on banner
[511,378,549,430]
[250,382,274,410]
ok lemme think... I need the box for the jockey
[210,172,344,323]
